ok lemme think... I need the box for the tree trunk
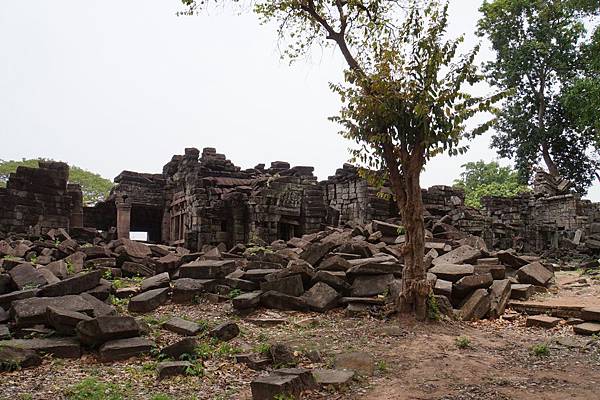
[395,165,428,320]
[541,142,560,176]
[383,143,429,321]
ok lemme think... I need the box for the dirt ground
[1,271,599,400]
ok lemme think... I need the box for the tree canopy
[0,159,113,205]
[181,0,500,319]
[453,161,530,208]
[477,0,600,193]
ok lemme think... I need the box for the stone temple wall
[0,161,82,234]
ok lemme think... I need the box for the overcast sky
[1,0,598,201]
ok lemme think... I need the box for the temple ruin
[1,147,599,255]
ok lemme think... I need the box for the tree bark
[541,142,560,176]
[383,142,429,321]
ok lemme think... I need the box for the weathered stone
[140,272,170,292]
[300,241,337,265]
[171,278,214,303]
[429,264,475,282]
[459,289,490,321]
[84,258,117,270]
[312,271,351,294]
[573,322,600,335]
[85,279,112,301]
[0,289,38,309]
[161,337,198,360]
[251,374,303,400]
[163,317,203,336]
[8,263,47,290]
[209,321,239,341]
[0,338,81,359]
[157,361,192,380]
[80,293,117,317]
[226,277,258,291]
[302,282,340,312]
[114,238,152,259]
[510,284,534,300]
[98,337,154,362]
[76,316,140,346]
[11,295,93,327]
[81,245,110,259]
[0,345,42,370]
[317,255,351,271]
[45,260,68,279]
[128,287,169,313]
[526,314,561,328]
[581,307,600,322]
[351,274,394,297]
[0,307,8,323]
[312,369,354,387]
[38,270,102,297]
[242,269,280,282]
[121,261,154,277]
[260,275,305,297]
[334,352,374,376]
[261,291,308,311]
[433,279,452,298]
[37,267,60,284]
[270,342,296,366]
[517,262,553,287]
[431,245,481,266]
[474,264,506,280]
[232,291,263,310]
[488,279,511,319]
[273,368,317,390]
[46,306,92,335]
[497,251,528,269]
[179,259,236,279]
[265,259,315,286]
[453,273,493,298]
[154,253,181,273]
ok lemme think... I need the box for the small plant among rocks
[530,343,550,357]
[228,289,242,299]
[456,336,471,349]
[64,377,127,400]
[376,360,388,373]
[427,292,441,321]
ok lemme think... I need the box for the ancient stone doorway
[278,218,300,241]
[130,205,162,243]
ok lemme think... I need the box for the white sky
[1,0,598,201]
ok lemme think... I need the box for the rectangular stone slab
[11,295,93,327]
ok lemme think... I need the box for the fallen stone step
[431,245,481,266]
[37,270,102,297]
[573,322,600,336]
[140,272,170,292]
[0,338,81,359]
[76,316,140,346]
[311,369,355,388]
[260,291,309,311]
[179,260,236,279]
[525,314,562,328]
[351,274,394,297]
[581,307,600,322]
[157,360,192,380]
[163,317,203,336]
[429,264,474,282]
[0,345,42,370]
[302,282,340,312]
[250,374,303,400]
[128,287,170,313]
[11,295,93,327]
[232,291,263,310]
[171,278,215,303]
[510,284,534,300]
[160,337,198,360]
[98,337,155,362]
[209,321,239,341]
[46,306,92,335]
[459,289,490,321]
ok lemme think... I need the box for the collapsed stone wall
[0,161,82,234]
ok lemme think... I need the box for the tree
[477,0,600,193]
[182,0,499,319]
[0,159,113,205]
[453,161,529,208]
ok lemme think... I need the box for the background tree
[477,0,600,194]
[0,159,113,205]
[182,0,499,319]
[453,161,530,208]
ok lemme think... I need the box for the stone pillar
[67,184,84,229]
[116,202,131,240]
